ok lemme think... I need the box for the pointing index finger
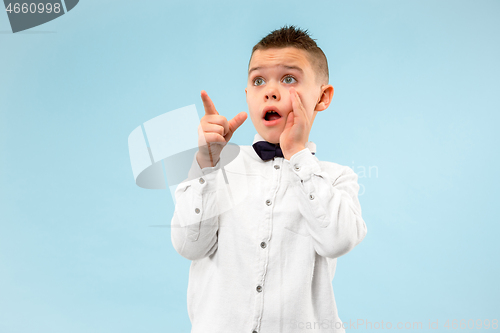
[201,90,219,115]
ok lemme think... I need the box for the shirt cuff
[182,150,221,194]
[187,150,221,176]
[289,147,321,182]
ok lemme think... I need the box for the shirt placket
[252,157,284,333]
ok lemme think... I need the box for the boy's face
[245,47,331,145]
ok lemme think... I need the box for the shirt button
[199,178,205,184]
[294,164,300,171]
[260,242,267,249]
[266,199,272,206]
[274,165,280,169]
[195,208,200,214]
[256,285,262,292]
[309,194,315,200]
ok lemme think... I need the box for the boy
[171,26,367,333]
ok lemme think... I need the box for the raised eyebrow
[248,66,261,75]
[283,65,303,73]
[248,65,303,75]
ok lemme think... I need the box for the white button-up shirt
[171,133,367,333]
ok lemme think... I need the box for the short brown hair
[250,25,329,84]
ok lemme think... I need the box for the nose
[265,83,280,101]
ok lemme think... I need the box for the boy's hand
[279,87,312,160]
[197,90,247,168]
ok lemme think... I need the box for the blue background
[1,0,499,332]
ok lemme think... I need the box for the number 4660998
[444,319,498,329]
[6,3,61,14]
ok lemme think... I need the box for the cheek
[282,89,293,108]
[298,89,318,112]
[246,98,260,121]
[289,89,311,112]
[302,99,314,113]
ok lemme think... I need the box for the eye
[253,77,265,86]
[282,75,297,84]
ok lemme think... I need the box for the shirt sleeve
[289,147,368,259]
[170,151,222,261]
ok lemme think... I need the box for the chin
[265,134,281,145]
[259,128,283,144]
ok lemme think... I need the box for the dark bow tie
[252,141,316,161]
[253,141,283,160]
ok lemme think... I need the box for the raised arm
[171,90,246,260]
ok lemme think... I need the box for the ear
[314,85,334,112]
[245,87,247,96]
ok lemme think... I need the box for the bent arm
[289,149,367,259]
[170,152,221,261]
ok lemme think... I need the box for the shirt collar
[252,133,317,154]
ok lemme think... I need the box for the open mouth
[264,110,282,121]
[262,107,282,123]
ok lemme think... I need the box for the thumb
[225,112,247,141]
